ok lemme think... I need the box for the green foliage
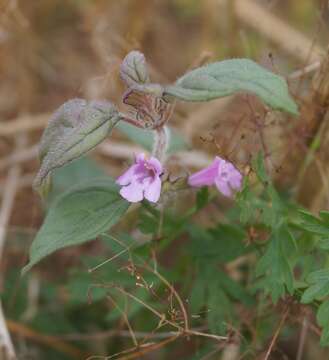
[256,225,295,303]
[164,59,298,115]
[23,178,129,273]
[188,224,253,334]
[238,153,298,302]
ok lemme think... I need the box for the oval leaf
[120,51,150,87]
[164,59,298,115]
[23,178,130,274]
[34,99,121,194]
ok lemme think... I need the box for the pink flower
[116,153,163,203]
[188,156,242,197]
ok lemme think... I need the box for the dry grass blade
[7,320,89,359]
[218,0,325,63]
[0,135,27,360]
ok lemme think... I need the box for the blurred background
[1,0,329,359]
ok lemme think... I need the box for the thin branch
[264,307,289,360]
[86,334,180,360]
[106,296,138,347]
[112,286,227,342]
[152,269,189,332]
[115,335,180,360]
[57,326,208,341]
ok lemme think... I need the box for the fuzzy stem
[152,126,169,162]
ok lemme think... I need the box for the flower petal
[119,182,144,202]
[144,176,161,203]
[215,177,232,197]
[229,172,242,190]
[116,164,139,186]
[188,158,220,187]
[148,157,163,174]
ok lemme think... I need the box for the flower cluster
[117,153,242,203]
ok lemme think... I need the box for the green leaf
[301,269,329,303]
[301,282,329,304]
[208,288,231,335]
[196,187,209,210]
[219,273,254,306]
[320,211,329,223]
[256,225,295,302]
[307,269,329,283]
[47,156,106,205]
[320,326,329,347]
[317,300,329,327]
[317,237,329,250]
[34,99,121,195]
[115,122,188,153]
[253,152,269,183]
[299,210,329,236]
[23,178,129,274]
[165,59,298,115]
[189,224,247,263]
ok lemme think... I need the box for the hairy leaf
[120,51,150,87]
[34,99,121,195]
[164,59,298,115]
[23,178,129,273]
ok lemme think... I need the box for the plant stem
[152,126,169,162]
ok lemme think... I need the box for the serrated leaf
[115,122,188,153]
[299,210,329,236]
[23,178,129,274]
[164,59,298,115]
[301,269,329,303]
[120,51,150,87]
[34,99,121,194]
[256,226,295,302]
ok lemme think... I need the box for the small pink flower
[188,156,242,197]
[116,153,163,203]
